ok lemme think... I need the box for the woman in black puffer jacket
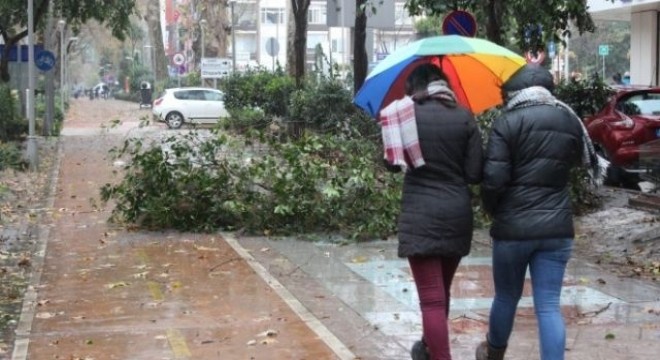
[476,65,584,360]
[384,63,483,360]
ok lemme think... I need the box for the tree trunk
[0,37,21,83]
[353,1,368,94]
[485,0,504,45]
[290,0,310,87]
[144,0,168,81]
[199,0,229,58]
[286,4,296,78]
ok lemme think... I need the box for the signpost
[201,58,232,79]
[599,44,609,79]
[442,10,477,37]
[173,52,185,87]
[265,37,279,71]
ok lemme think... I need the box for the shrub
[220,69,296,118]
[289,78,360,132]
[0,142,27,171]
[554,76,615,119]
[0,85,27,142]
[218,106,270,134]
[113,91,141,103]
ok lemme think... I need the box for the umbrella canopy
[354,35,527,118]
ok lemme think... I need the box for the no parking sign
[442,11,477,37]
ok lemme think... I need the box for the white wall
[630,11,658,85]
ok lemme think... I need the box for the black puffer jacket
[396,99,483,258]
[482,65,583,241]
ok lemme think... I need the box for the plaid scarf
[380,96,424,172]
[505,86,608,186]
[379,81,459,172]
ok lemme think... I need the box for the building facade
[162,0,417,75]
[588,0,660,86]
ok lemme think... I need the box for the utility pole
[27,0,38,170]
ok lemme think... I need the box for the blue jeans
[487,238,573,360]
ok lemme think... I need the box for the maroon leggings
[408,256,462,360]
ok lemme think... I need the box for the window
[307,34,325,49]
[174,91,190,100]
[204,90,224,101]
[308,3,326,25]
[261,8,284,25]
[395,3,413,26]
[619,92,660,116]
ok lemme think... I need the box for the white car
[152,87,229,129]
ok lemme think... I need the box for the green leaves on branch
[100,129,402,240]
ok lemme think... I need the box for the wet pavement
[11,98,660,360]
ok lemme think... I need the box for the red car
[584,87,660,188]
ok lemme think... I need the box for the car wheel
[595,145,620,186]
[166,112,184,129]
[596,145,640,190]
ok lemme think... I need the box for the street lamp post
[27,0,38,170]
[230,0,237,73]
[58,19,65,121]
[65,37,78,99]
[200,19,206,86]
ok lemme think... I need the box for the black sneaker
[411,340,430,360]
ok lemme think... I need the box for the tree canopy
[405,0,597,49]
[0,0,136,82]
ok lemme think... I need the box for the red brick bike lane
[12,99,345,360]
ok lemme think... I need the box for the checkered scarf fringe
[505,86,608,186]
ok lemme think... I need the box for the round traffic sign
[525,50,546,65]
[173,53,185,66]
[265,37,279,57]
[442,10,477,37]
[35,50,56,71]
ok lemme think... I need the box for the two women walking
[381,63,601,360]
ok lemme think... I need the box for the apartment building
[163,0,417,73]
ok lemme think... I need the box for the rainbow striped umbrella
[354,35,527,118]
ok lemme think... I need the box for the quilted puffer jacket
[395,98,483,258]
[481,65,584,241]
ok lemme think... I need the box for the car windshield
[618,92,660,116]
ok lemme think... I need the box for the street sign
[172,52,185,66]
[599,44,609,56]
[525,50,546,65]
[547,41,556,58]
[35,50,55,71]
[0,44,44,62]
[265,37,279,57]
[201,57,232,79]
[442,10,477,37]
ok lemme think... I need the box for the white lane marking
[221,232,356,360]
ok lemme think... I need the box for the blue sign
[0,44,45,62]
[442,10,477,37]
[547,41,556,58]
[35,50,56,71]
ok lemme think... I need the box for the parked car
[584,86,660,188]
[152,87,229,129]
